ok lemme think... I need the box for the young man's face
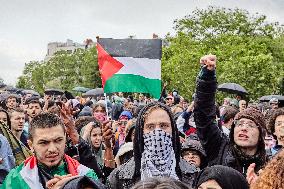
[29,125,66,168]
[10,111,25,132]
[165,97,174,106]
[270,103,279,110]
[182,150,201,167]
[274,115,284,143]
[143,108,172,134]
[239,100,246,111]
[182,101,189,110]
[27,103,42,119]
[233,118,260,150]
[6,97,17,109]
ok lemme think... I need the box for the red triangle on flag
[97,43,124,87]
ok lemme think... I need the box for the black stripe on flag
[97,38,162,60]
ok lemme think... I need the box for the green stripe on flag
[104,74,161,98]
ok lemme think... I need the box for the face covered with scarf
[93,105,107,123]
[141,107,178,180]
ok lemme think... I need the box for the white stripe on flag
[20,162,44,189]
[114,57,161,79]
[78,164,91,176]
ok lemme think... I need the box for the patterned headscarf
[141,129,178,180]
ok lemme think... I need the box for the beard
[34,151,65,169]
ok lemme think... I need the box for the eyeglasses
[234,120,258,129]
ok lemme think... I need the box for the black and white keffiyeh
[141,129,178,181]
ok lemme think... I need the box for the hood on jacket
[133,102,181,177]
[195,165,249,189]
[181,138,206,157]
[60,175,106,189]
[181,137,207,169]
[115,142,133,166]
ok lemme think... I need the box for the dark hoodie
[107,102,199,189]
[194,67,266,176]
[60,176,106,189]
[181,137,207,169]
[195,165,249,189]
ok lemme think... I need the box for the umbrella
[44,89,64,96]
[0,93,9,102]
[3,86,18,93]
[0,93,20,102]
[0,83,6,88]
[64,91,75,100]
[22,89,40,96]
[218,83,248,95]
[72,86,90,93]
[259,95,284,102]
[82,88,104,97]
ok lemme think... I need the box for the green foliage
[162,6,284,101]
[16,47,101,94]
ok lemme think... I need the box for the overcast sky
[1,0,284,85]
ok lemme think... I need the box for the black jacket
[107,158,199,189]
[61,175,106,189]
[108,102,200,189]
[65,138,114,184]
[194,69,266,175]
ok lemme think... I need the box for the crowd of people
[0,55,283,189]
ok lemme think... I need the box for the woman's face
[94,106,105,114]
[0,111,8,126]
[198,180,222,189]
[90,127,103,149]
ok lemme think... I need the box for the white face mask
[141,129,178,180]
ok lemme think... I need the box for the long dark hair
[0,108,11,127]
[133,102,181,177]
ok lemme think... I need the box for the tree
[162,6,284,101]
[16,46,101,94]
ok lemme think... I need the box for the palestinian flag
[1,155,98,189]
[97,38,162,98]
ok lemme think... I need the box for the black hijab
[195,165,249,189]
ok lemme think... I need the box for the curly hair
[266,108,284,134]
[29,113,65,140]
[250,149,284,189]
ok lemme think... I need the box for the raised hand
[59,105,79,145]
[246,163,259,185]
[102,121,114,148]
[200,54,217,71]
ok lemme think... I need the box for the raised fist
[200,55,217,70]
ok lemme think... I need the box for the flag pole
[104,93,109,119]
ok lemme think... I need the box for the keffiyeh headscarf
[141,129,178,180]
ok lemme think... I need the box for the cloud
[0,0,283,86]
